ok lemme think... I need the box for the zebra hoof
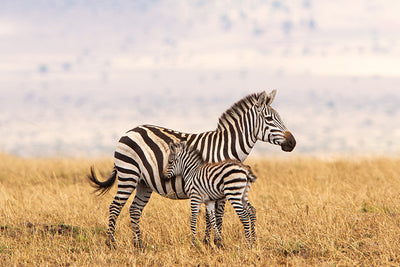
[214,239,224,249]
[191,238,201,248]
[133,239,144,250]
[105,236,116,249]
[202,238,211,246]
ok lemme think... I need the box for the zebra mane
[217,93,260,130]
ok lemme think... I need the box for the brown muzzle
[281,131,296,152]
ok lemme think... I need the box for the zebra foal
[163,141,257,247]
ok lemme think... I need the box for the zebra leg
[242,182,256,244]
[106,197,124,249]
[129,180,153,249]
[204,201,224,246]
[246,202,257,243]
[190,197,201,247]
[106,174,138,248]
[206,201,223,248]
[203,208,212,246]
[228,198,252,247]
[215,199,226,234]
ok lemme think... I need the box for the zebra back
[112,90,292,199]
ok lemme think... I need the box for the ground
[1,154,400,266]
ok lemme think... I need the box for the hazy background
[1,0,399,157]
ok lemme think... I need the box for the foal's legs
[204,200,226,246]
[246,202,256,243]
[190,196,202,246]
[215,199,226,234]
[205,201,223,248]
[242,182,256,242]
[203,208,212,245]
[227,197,252,247]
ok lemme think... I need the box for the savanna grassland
[1,154,400,266]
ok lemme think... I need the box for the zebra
[88,89,296,248]
[163,141,257,247]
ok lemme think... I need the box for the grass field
[1,154,400,266]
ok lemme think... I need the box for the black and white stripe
[164,141,257,247]
[88,90,296,248]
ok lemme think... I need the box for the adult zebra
[89,89,296,248]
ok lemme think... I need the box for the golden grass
[1,153,400,266]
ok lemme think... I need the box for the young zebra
[163,141,257,247]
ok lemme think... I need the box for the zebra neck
[216,112,257,162]
[181,155,202,187]
[187,111,258,162]
[182,150,204,182]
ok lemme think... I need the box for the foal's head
[163,142,203,179]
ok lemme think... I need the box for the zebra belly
[198,188,225,202]
[159,175,189,200]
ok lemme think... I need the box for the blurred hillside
[0,0,399,156]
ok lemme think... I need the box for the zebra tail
[247,169,257,183]
[240,163,257,183]
[88,165,117,196]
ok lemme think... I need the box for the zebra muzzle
[281,131,296,152]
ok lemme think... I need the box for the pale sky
[1,0,399,78]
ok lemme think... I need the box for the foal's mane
[182,143,205,163]
[217,93,260,130]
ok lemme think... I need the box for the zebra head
[255,90,296,152]
[164,142,187,179]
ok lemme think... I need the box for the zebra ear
[180,141,187,148]
[169,142,178,153]
[266,89,277,105]
[257,90,277,111]
[256,91,268,111]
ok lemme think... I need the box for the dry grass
[1,153,400,266]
